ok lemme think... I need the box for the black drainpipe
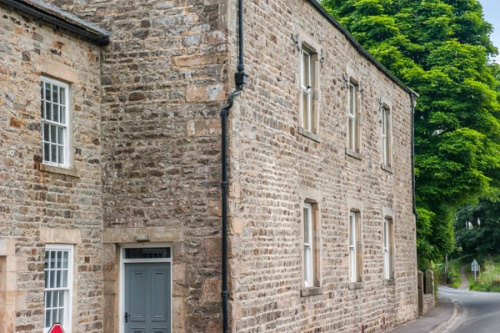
[221,0,248,331]
[410,93,418,218]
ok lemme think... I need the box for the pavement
[384,296,458,333]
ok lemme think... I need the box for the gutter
[221,0,248,332]
[0,0,110,45]
[410,93,418,218]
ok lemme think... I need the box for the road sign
[48,323,65,333]
[471,259,479,272]
[471,259,480,283]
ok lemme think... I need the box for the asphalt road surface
[440,286,500,333]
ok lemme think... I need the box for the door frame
[119,243,173,333]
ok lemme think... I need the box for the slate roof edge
[0,0,110,45]
[306,0,418,97]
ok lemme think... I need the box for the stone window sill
[345,149,362,160]
[384,279,396,286]
[381,164,393,173]
[37,163,80,178]
[300,287,323,297]
[348,282,364,290]
[298,127,321,143]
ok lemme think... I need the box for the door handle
[125,312,130,323]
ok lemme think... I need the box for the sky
[478,0,500,63]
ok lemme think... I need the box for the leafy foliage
[321,0,500,263]
[471,256,500,292]
[455,199,500,255]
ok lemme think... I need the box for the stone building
[0,1,109,332]
[0,0,418,332]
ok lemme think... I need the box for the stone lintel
[103,227,183,244]
[40,228,82,244]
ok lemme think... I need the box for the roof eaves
[0,0,111,46]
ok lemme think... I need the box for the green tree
[455,197,500,256]
[321,0,500,263]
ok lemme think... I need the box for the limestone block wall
[0,3,104,333]
[227,0,418,332]
[45,0,232,331]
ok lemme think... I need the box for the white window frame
[300,46,318,134]
[384,218,395,280]
[41,76,70,168]
[349,212,357,282]
[349,211,362,283]
[44,244,74,333]
[382,105,392,167]
[303,203,314,287]
[347,81,359,152]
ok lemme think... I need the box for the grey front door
[124,262,171,333]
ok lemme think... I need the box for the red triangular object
[48,323,65,333]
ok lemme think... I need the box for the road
[440,286,500,333]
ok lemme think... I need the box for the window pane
[52,85,59,106]
[45,309,51,328]
[311,103,316,134]
[303,207,309,243]
[58,127,64,145]
[304,247,311,284]
[45,85,51,102]
[59,307,65,325]
[59,291,65,309]
[349,85,354,116]
[62,271,68,288]
[60,105,66,123]
[302,52,310,87]
[302,91,309,130]
[57,270,62,288]
[49,270,55,288]
[45,102,52,120]
[348,119,353,150]
[45,291,51,308]
[350,248,356,281]
[350,214,355,245]
[50,126,57,144]
[52,307,58,326]
[124,247,171,259]
[60,87,66,106]
[382,109,387,135]
[43,143,50,162]
[63,251,69,268]
[51,144,57,162]
[50,251,56,269]
[57,251,62,269]
[384,221,388,246]
[43,123,49,142]
[54,104,60,123]
[41,83,45,117]
[58,145,64,165]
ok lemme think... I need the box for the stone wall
[7,0,417,333]
[44,0,232,331]
[0,3,104,332]
[227,0,418,332]
[420,270,435,316]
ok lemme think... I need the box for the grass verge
[434,259,462,288]
[469,255,500,292]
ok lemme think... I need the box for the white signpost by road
[471,259,480,283]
